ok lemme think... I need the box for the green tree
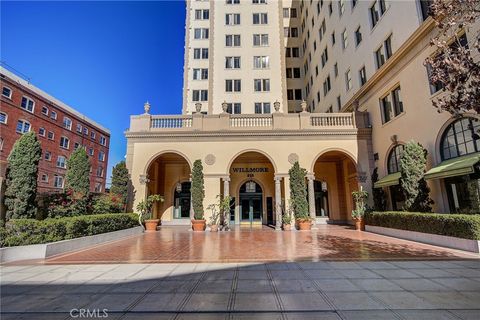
[289,161,309,220]
[65,148,91,196]
[399,141,434,212]
[371,168,387,211]
[191,159,205,220]
[110,161,129,210]
[4,132,42,220]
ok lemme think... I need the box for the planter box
[365,225,480,254]
[0,226,143,263]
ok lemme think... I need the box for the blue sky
[1,1,186,185]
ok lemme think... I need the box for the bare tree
[424,0,480,115]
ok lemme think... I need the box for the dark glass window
[387,144,404,174]
[441,117,480,160]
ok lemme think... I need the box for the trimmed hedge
[0,213,138,247]
[365,211,480,240]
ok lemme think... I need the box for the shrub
[289,161,309,221]
[365,211,480,240]
[92,193,124,214]
[0,213,138,247]
[191,159,205,220]
[110,161,130,210]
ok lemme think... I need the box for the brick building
[0,66,110,207]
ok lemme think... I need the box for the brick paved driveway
[43,225,477,264]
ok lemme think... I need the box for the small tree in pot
[352,188,368,231]
[191,159,206,231]
[206,195,232,232]
[289,162,311,230]
[136,194,164,231]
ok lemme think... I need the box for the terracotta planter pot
[283,224,291,231]
[192,219,206,231]
[210,224,219,232]
[297,220,312,231]
[354,218,365,231]
[144,219,159,232]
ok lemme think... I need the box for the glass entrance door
[239,181,263,226]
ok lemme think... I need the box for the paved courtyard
[2,226,480,319]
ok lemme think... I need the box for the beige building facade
[126,0,480,226]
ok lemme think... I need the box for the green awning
[374,172,401,188]
[424,153,480,180]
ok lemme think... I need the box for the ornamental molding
[205,154,216,165]
[288,153,299,164]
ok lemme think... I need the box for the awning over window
[374,172,401,188]
[424,153,480,180]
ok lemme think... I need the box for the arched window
[387,144,404,174]
[441,117,480,160]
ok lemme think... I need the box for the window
[74,142,80,150]
[226,13,241,25]
[194,28,209,39]
[41,173,49,183]
[0,112,7,124]
[54,175,64,188]
[195,9,209,20]
[193,48,209,59]
[254,102,271,114]
[339,0,345,15]
[290,8,297,18]
[337,96,342,110]
[380,86,403,124]
[21,96,35,112]
[287,89,302,100]
[100,136,107,146]
[0,138,3,151]
[98,151,105,162]
[89,131,95,140]
[254,79,270,92]
[89,147,94,156]
[341,29,348,49]
[441,117,480,160]
[370,0,387,28]
[39,127,46,137]
[192,90,208,101]
[2,86,12,99]
[94,183,103,193]
[225,103,242,114]
[375,35,392,69]
[226,0,240,4]
[50,111,57,120]
[76,123,82,133]
[321,48,328,67]
[63,117,72,130]
[56,156,67,169]
[286,68,301,78]
[16,120,30,133]
[253,13,268,24]
[225,34,241,47]
[193,68,209,79]
[252,0,266,3]
[359,66,367,86]
[225,56,241,69]
[41,106,49,116]
[331,31,336,46]
[83,127,88,135]
[420,0,432,21]
[345,69,352,91]
[60,136,70,149]
[44,151,52,161]
[355,26,362,46]
[323,75,331,96]
[225,79,241,92]
[290,28,298,37]
[48,131,54,140]
[352,0,358,8]
[253,56,269,69]
[253,34,269,46]
[334,62,338,77]
[328,2,333,15]
[387,144,404,173]
[319,19,326,41]
[96,166,104,177]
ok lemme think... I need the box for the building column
[283,175,295,231]
[307,174,317,229]
[189,175,194,220]
[274,176,282,230]
[223,177,230,229]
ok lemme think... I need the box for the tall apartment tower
[183,0,431,114]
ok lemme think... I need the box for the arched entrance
[239,180,263,225]
[311,150,358,222]
[228,151,276,227]
[146,152,191,222]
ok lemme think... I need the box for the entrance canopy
[424,153,480,180]
[374,172,401,188]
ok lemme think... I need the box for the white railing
[151,116,192,129]
[310,113,355,127]
[230,114,273,128]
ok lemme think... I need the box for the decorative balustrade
[310,113,355,127]
[230,115,273,128]
[151,116,192,129]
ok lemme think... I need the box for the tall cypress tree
[110,161,129,210]
[4,132,42,220]
[289,161,309,220]
[191,159,205,220]
[65,148,91,197]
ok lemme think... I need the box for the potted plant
[352,187,368,231]
[207,195,232,232]
[282,212,292,231]
[191,159,206,231]
[136,194,164,232]
[207,202,220,232]
[289,161,312,230]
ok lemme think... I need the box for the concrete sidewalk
[1,260,480,319]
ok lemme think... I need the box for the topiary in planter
[289,162,310,229]
[191,160,205,223]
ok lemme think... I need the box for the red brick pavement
[38,225,479,264]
